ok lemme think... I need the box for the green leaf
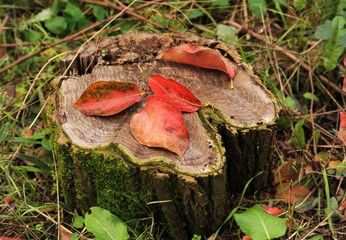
[337,0,346,18]
[306,235,324,240]
[216,24,237,43]
[303,92,320,102]
[284,96,297,110]
[64,3,91,30]
[314,20,332,40]
[0,122,9,142]
[91,5,108,21]
[85,207,129,240]
[186,9,204,20]
[291,118,305,149]
[45,16,67,35]
[212,0,230,7]
[248,0,267,17]
[73,216,85,228]
[324,16,346,70]
[234,205,287,240]
[293,0,307,11]
[28,8,54,24]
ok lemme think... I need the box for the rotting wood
[50,32,279,238]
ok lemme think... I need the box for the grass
[0,0,345,239]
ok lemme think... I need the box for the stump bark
[50,32,279,238]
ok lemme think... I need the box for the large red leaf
[338,112,346,145]
[130,96,189,157]
[74,81,143,116]
[148,75,202,112]
[156,44,236,88]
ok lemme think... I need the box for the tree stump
[50,32,279,239]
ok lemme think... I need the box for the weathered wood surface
[51,32,279,238]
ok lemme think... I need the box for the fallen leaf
[273,160,299,186]
[261,204,284,216]
[59,226,73,240]
[338,112,346,145]
[157,44,236,89]
[0,238,20,240]
[275,182,312,204]
[130,96,189,157]
[343,77,346,92]
[74,81,143,116]
[242,236,253,240]
[339,199,346,211]
[3,196,14,207]
[148,75,202,112]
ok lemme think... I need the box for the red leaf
[60,226,73,240]
[343,77,346,92]
[242,236,253,240]
[0,238,20,240]
[74,81,142,116]
[338,112,346,145]
[261,204,284,216]
[148,75,202,112]
[130,96,189,157]
[157,44,236,88]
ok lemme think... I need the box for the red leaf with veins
[338,112,346,145]
[148,75,202,112]
[74,81,143,116]
[157,44,236,88]
[130,96,189,157]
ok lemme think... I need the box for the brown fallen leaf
[275,182,312,204]
[273,160,299,186]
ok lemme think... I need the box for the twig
[0,14,9,37]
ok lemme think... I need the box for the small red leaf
[130,96,189,157]
[343,77,346,92]
[74,81,142,116]
[261,204,284,216]
[157,44,236,88]
[148,75,202,112]
[338,112,346,145]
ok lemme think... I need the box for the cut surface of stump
[51,32,279,238]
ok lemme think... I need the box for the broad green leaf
[216,24,237,43]
[293,0,307,11]
[291,118,305,149]
[234,205,287,240]
[324,16,346,70]
[314,20,332,40]
[248,0,267,17]
[45,16,67,35]
[85,207,129,240]
[64,3,91,30]
[73,216,85,228]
